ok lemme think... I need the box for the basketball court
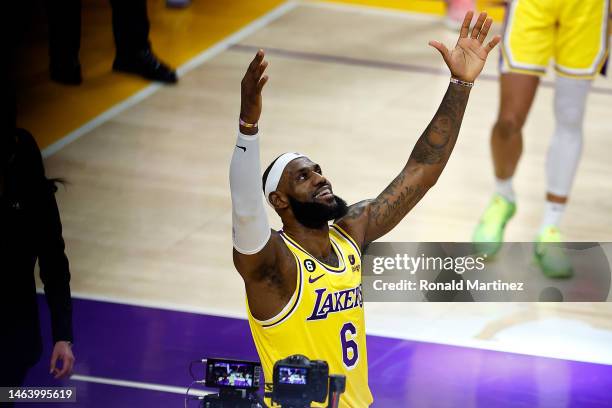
[19,1,612,406]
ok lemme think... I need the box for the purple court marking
[25,295,612,407]
[230,44,612,97]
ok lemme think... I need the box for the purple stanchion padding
[25,296,612,407]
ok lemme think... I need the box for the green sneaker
[472,194,516,257]
[534,226,573,278]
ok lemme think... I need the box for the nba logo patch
[348,255,355,265]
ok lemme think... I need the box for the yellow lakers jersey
[246,224,373,408]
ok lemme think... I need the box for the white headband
[264,152,306,205]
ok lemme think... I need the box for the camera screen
[278,366,308,385]
[209,361,255,388]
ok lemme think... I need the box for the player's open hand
[429,11,501,83]
[240,50,269,128]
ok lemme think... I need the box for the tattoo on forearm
[370,168,426,228]
[412,84,470,165]
[365,84,470,239]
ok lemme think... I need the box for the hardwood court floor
[38,1,612,365]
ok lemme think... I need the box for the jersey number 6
[340,322,358,368]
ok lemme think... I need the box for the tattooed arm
[337,83,470,245]
[336,11,500,247]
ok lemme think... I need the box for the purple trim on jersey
[330,224,361,257]
[261,252,303,328]
[279,231,347,274]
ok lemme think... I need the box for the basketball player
[472,0,610,277]
[230,12,500,407]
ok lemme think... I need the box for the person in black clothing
[47,0,177,85]
[0,127,75,398]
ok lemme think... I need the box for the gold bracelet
[239,118,258,128]
[450,77,474,88]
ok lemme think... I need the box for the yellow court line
[17,0,286,149]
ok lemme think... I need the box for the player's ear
[270,191,289,210]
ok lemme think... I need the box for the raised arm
[338,12,501,246]
[230,50,284,280]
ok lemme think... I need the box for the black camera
[189,355,345,408]
[268,355,345,408]
[200,358,264,408]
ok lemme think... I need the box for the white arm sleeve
[230,131,271,254]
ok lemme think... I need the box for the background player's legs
[535,76,591,278]
[491,73,540,186]
[534,76,591,278]
[542,76,591,228]
[473,73,539,256]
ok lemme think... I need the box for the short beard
[288,195,349,229]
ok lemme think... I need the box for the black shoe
[112,49,178,84]
[50,59,82,85]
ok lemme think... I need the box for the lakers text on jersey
[246,224,373,408]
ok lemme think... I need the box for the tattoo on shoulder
[342,200,371,221]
